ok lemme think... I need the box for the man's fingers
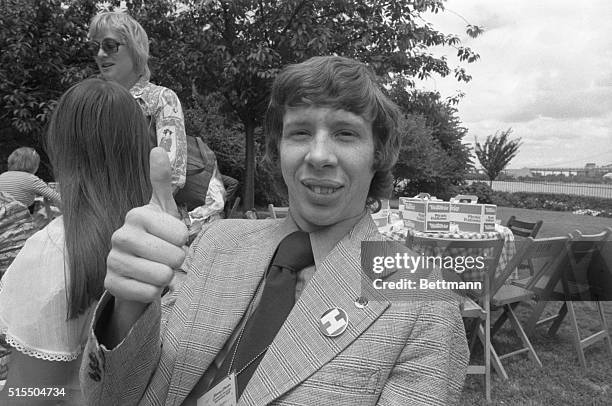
[105,273,166,303]
[111,226,186,270]
[149,147,179,218]
[107,249,177,287]
[123,208,188,248]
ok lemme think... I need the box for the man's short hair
[88,12,150,81]
[264,55,401,200]
[8,147,40,173]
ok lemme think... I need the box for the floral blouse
[130,77,187,190]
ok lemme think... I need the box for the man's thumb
[149,147,179,218]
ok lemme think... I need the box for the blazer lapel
[240,215,390,405]
[167,222,290,405]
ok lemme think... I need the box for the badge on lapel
[319,307,349,337]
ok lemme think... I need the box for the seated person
[81,56,468,405]
[0,147,61,212]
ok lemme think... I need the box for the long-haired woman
[0,78,151,404]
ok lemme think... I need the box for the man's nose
[304,133,337,168]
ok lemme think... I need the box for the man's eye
[287,130,310,139]
[336,130,357,139]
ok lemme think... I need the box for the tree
[149,0,482,208]
[475,128,522,186]
[1,0,483,206]
[0,0,97,175]
[389,85,473,199]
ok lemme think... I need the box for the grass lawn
[496,206,612,238]
[461,206,612,405]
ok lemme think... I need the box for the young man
[81,56,468,405]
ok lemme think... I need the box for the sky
[418,0,612,169]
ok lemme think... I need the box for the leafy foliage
[1,0,483,205]
[491,191,612,217]
[475,128,522,186]
[0,0,96,135]
[142,0,482,207]
[456,181,494,204]
[390,87,473,199]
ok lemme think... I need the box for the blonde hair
[88,11,150,80]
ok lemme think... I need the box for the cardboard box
[449,202,497,233]
[400,198,451,232]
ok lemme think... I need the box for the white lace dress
[0,217,95,361]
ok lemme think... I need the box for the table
[378,217,517,281]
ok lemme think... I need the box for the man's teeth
[310,186,337,194]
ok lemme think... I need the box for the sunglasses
[88,38,125,55]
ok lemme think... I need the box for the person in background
[0,78,151,405]
[88,11,225,226]
[81,56,468,405]
[0,147,61,212]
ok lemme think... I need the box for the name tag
[197,373,237,406]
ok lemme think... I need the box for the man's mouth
[309,185,338,194]
[100,62,114,68]
[302,181,342,195]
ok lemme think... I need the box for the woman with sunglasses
[0,78,152,404]
[88,11,227,229]
[88,11,187,193]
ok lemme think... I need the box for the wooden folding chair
[489,237,571,370]
[267,204,289,219]
[506,216,544,276]
[406,236,504,402]
[524,229,612,367]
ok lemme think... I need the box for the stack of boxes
[399,196,497,233]
[370,198,391,228]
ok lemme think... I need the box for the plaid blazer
[81,214,468,405]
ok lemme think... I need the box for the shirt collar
[281,209,370,270]
[129,76,149,98]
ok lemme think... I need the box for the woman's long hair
[45,78,151,319]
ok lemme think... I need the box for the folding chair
[267,204,289,219]
[506,216,544,276]
[524,229,612,367]
[505,216,543,238]
[489,237,572,370]
[406,236,504,402]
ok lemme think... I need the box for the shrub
[491,191,612,217]
[456,182,494,204]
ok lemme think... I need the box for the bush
[456,182,494,204]
[491,191,612,217]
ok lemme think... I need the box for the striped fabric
[0,171,60,208]
[81,214,468,405]
[0,192,38,275]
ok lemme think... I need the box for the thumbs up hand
[104,148,188,323]
[149,147,180,218]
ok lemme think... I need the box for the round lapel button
[319,308,349,337]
